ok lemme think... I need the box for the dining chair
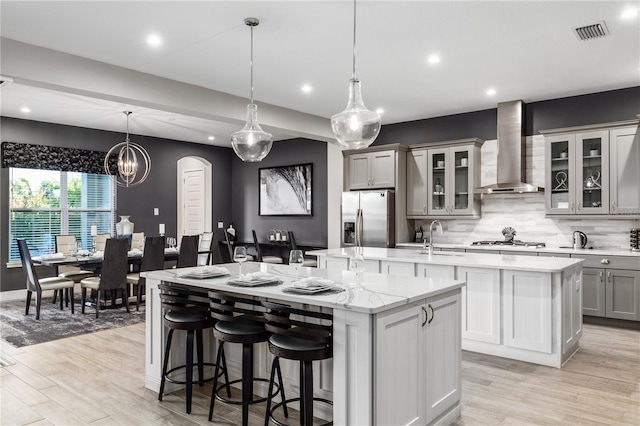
[126,235,165,311]
[131,232,145,250]
[288,231,318,267]
[54,234,94,305]
[223,229,234,262]
[80,238,130,318]
[176,235,199,268]
[17,239,76,320]
[252,230,283,264]
[197,231,214,266]
[94,233,110,252]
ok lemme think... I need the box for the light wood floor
[1,322,638,425]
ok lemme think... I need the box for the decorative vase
[116,216,134,248]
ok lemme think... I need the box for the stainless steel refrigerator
[342,190,395,248]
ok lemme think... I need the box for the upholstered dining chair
[252,230,283,264]
[131,232,145,251]
[197,231,214,266]
[176,235,199,268]
[126,235,165,311]
[94,233,110,252]
[288,231,318,267]
[17,239,76,320]
[80,238,130,318]
[53,234,94,305]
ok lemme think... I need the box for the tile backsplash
[414,136,640,250]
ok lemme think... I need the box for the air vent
[573,21,610,41]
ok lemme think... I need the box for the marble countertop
[144,262,464,315]
[308,247,584,272]
[395,242,640,257]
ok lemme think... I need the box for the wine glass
[167,237,176,249]
[289,249,304,280]
[233,246,248,278]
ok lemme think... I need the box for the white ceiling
[1,1,638,147]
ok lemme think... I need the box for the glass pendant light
[331,0,381,150]
[231,17,273,162]
[104,111,151,187]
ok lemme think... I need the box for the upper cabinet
[407,139,483,218]
[348,149,396,189]
[543,120,639,217]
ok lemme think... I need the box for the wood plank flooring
[1,322,638,425]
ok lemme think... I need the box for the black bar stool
[208,292,286,426]
[263,301,333,426]
[158,284,222,414]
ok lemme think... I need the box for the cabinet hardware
[600,258,609,264]
[577,202,582,212]
[611,201,616,211]
[570,202,575,212]
[428,304,434,324]
[599,271,604,282]
[607,271,612,283]
[421,306,428,327]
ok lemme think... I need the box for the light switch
[154,208,159,216]
[217,222,224,229]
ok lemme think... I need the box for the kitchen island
[143,262,465,425]
[309,247,584,368]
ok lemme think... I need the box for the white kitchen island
[144,262,465,426]
[309,247,584,369]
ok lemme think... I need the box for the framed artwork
[259,163,312,216]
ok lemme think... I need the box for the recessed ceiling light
[622,7,639,19]
[208,136,215,141]
[301,84,313,94]
[376,108,384,115]
[21,107,31,113]
[486,88,496,96]
[147,34,162,47]
[427,55,440,65]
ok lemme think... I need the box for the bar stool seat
[158,284,223,415]
[208,292,286,426]
[263,301,333,426]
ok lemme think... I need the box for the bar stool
[208,292,286,426]
[158,284,221,414]
[263,301,333,426]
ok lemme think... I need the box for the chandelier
[104,111,151,187]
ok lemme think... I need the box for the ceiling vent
[573,21,610,41]
[0,76,13,87]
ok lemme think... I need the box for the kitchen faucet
[429,220,443,256]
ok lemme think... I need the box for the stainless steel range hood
[474,100,543,194]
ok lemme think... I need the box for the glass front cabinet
[545,131,609,215]
[406,139,482,218]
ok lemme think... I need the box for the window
[9,168,116,261]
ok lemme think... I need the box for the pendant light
[231,17,273,162]
[104,111,151,187]
[331,0,381,150]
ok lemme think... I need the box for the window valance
[1,141,112,175]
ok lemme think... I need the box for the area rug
[0,297,145,347]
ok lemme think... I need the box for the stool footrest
[165,362,219,385]
[268,397,333,426]
[215,378,281,406]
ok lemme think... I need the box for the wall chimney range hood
[474,100,543,194]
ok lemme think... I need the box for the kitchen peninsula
[309,247,584,368]
[143,263,465,425]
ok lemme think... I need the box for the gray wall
[374,86,640,146]
[230,138,328,248]
[1,117,234,292]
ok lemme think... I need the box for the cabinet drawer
[571,254,640,270]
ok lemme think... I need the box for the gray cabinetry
[348,149,396,189]
[582,267,606,317]
[605,268,640,321]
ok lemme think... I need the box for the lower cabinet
[582,267,605,317]
[457,267,501,344]
[380,260,416,276]
[374,291,461,425]
[606,268,640,321]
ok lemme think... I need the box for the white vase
[116,215,134,236]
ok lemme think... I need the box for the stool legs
[241,343,254,426]
[209,341,231,421]
[302,361,313,425]
[185,330,194,414]
[264,357,288,426]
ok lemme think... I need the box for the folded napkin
[238,272,280,282]
[178,266,230,278]
[77,249,91,256]
[292,277,336,289]
[42,252,65,260]
[128,249,143,256]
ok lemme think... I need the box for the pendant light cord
[124,111,131,146]
[250,24,254,104]
[352,0,357,80]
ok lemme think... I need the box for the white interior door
[177,157,212,241]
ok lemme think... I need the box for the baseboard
[0,289,27,302]
[584,316,640,330]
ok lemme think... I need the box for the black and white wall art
[259,163,312,216]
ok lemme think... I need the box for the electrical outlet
[154,208,159,216]
[217,222,224,229]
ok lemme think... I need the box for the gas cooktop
[471,240,546,248]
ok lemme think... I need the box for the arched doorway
[177,156,212,240]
